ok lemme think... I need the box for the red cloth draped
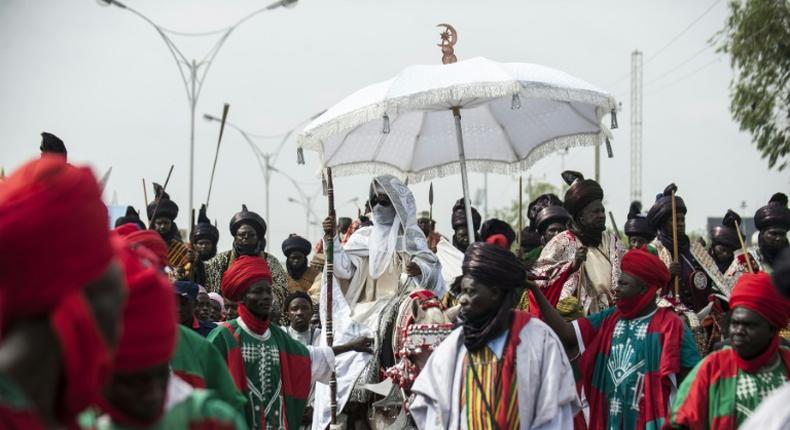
[0,155,116,424]
[617,248,669,318]
[730,272,790,329]
[113,238,178,372]
[220,255,272,302]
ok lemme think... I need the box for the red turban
[730,272,790,329]
[113,240,178,372]
[484,233,510,250]
[221,255,272,301]
[124,230,169,268]
[0,155,113,323]
[621,248,671,290]
[618,248,670,318]
[0,155,116,423]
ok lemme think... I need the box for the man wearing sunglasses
[316,174,445,430]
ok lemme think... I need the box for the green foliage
[717,0,790,170]
[491,180,560,228]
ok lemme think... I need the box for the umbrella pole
[452,107,476,242]
[323,168,338,425]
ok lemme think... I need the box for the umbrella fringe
[298,83,616,152]
[323,132,607,183]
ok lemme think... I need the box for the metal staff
[323,167,338,425]
[429,182,434,222]
[147,165,174,226]
[671,188,680,299]
[734,220,755,273]
[206,103,230,208]
[608,211,622,240]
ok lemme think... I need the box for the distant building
[706,216,756,246]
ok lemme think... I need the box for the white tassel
[296,147,305,165]
[382,114,390,134]
[511,93,521,110]
[605,138,613,158]
[610,109,618,129]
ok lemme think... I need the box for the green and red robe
[84,388,247,430]
[171,325,247,410]
[574,306,700,430]
[207,319,311,430]
[0,374,44,430]
[669,346,790,429]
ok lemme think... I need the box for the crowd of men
[0,133,789,430]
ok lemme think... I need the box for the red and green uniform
[207,319,311,430]
[84,389,247,430]
[669,346,790,429]
[171,325,247,410]
[0,374,44,430]
[574,307,700,430]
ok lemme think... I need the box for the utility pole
[630,50,643,202]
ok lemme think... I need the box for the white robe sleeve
[530,403,573,430]
[324,236,355,280]
[307,345,335,385]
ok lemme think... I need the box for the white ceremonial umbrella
[298,48,617,261]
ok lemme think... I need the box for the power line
[644,44,712,87]
[604,0,723,88]
[650,56,723,93]
[644,0,723,65]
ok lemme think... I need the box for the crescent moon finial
[436,23,458,64]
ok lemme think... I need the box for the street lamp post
[203,113,323,247]
[98,0,298,236]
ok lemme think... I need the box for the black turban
[40,132,67,158]
[710,209,742,250]
[534,206,571,233]
[146,182,179,221]
[520,228,542,249]
[229,204,266,239]
[754,193,790,231]
[646,183,686,231]
[451,198,481,231]
[624,201,654,240]
[192,204,219,244]
[527,193,563,228]
[114,206,146,230]
[480,218,516,245]
[282,234,311,257]
[463,242,527,291]
[561,171,604,217]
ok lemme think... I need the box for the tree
[717,0,790,170]
[491,179,561,228]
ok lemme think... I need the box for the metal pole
[452,107,476,242]
[188,60,197,237]
[264,154,272,249]
[594,142,600,182]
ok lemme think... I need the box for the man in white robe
[411,242,578,430]
[313,174,444,430]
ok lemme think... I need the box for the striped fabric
[462,346,520,430]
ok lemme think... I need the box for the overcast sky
[1,0,787,259]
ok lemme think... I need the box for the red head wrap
[124,229,168,268]
[730,272,790,329]
[0,155,117,423]
[113,240,178,372]
[0,155,113,324]
[617,248,670,318]
[221,255,272,302]
[484,233,510,250]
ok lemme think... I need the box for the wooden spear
[734,220,755,273]
[429,182,434,222]
[323,167,338,425]
[206,103,230,209]
[517,176,523,258]
[147,165,174,226]
[671,188,680,299]
[142,178,149,208]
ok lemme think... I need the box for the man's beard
[572,219,606,247]
[234,240,263,257]
[287,260,308,279]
